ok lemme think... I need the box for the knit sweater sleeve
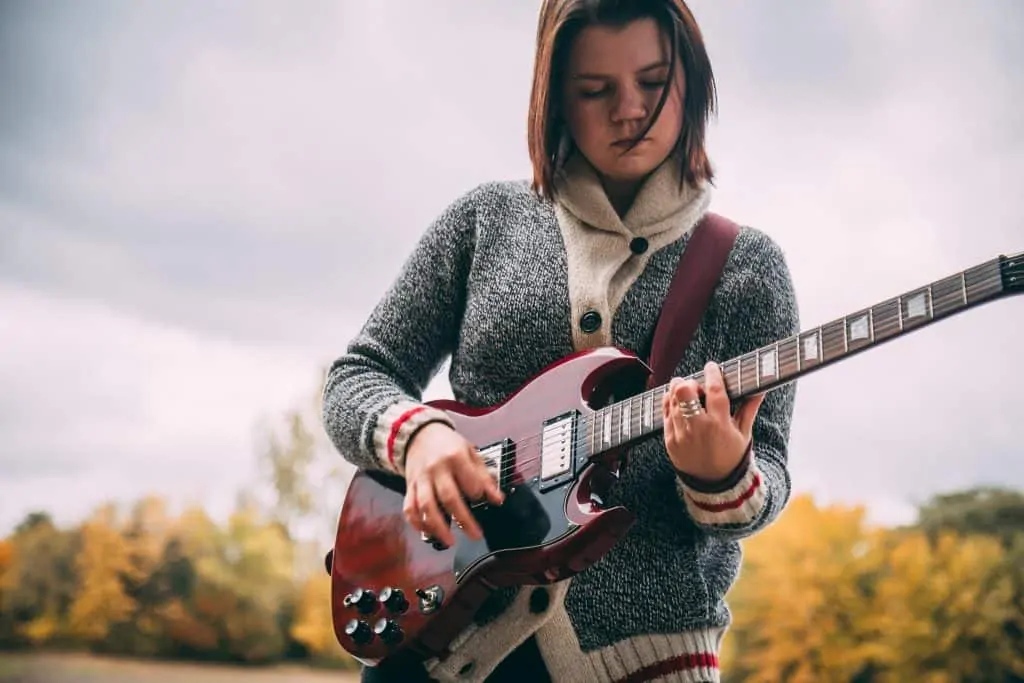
[320,188,480,476]
[675,228,800,540]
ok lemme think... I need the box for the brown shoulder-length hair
[527,0,717,198]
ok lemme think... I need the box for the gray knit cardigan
[322,160,799,683]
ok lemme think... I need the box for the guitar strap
[646,211,740,388]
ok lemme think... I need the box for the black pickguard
[450,479,577,580]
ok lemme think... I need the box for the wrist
[404,420,454,471]
[675,441,753,494]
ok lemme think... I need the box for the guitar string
[475,270,1009,483]
[489,270,1008,480]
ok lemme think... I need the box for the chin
[598,157,662,184]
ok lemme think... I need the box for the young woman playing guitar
[323,1,800,680]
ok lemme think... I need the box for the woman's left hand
[662,361,764,482]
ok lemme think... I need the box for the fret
[845,309,873,352]
[901,288,932,331]
[871,298,901,342]
[960,271,968,306]
[735,356,744,394]
[820,320,847,363]
[965,262,998,303]
[722,359,740,396]
[778,336,800,381]
[618,401,626,444]
[896,295,904,331]
[642,391,654,431]
[739,352,759,390]
[931,273,965,319]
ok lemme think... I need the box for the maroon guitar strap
[646,212,740,388]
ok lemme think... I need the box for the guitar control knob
[344,619,373,645]
[379,587,409,614]
[343,588,378,615]
[373,618,403,645]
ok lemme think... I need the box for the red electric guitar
[326,250,1022,667]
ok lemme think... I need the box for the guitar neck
[584,253,1020,457]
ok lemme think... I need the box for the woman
[322,0,800,681]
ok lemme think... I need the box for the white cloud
[0,284,332,532]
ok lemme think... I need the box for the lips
[612,137,651,149]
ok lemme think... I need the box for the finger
[673,378,702,403]
[673,379,705,430]
[703,362,730,420]
[455,458,503,509]
[473,457,505,506]
[417,478,455,546]
[734,393,766,438]
[434,471,481,542]
[662,383,678,446]
[455,457,488,502]
[404,480,424,531]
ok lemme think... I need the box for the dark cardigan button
[529,587,550,614]
[629,237,649,254]
[579,310,602,334]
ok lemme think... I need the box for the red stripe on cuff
[614,652,720,683]
[688,472,762,512]
[386,406,426,468]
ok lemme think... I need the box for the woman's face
[561,17,685,185]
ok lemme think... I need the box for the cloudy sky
[1,0,1022,536]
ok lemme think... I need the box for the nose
[611,85,648,123]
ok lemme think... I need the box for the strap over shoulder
[646,212,740,388]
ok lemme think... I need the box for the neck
[553,153,710,239]
[573,253,1015,462]
[600,176,643,217]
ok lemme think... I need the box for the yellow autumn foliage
[724,493,1021,683]
[291,574,348,660]
[67,516,138,642]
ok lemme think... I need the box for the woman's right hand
[402,422,505,547]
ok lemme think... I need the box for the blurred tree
[1,512,78,646]
[67,504,136,642]
[291,573,350,664]
[910,487,1024,682]
[256,368,352,577]
[914,487,1024,545]
[725,494,884,683]
[864,530,1021,682]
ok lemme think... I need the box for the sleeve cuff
[372,400,455,474]
[676,447,766,526]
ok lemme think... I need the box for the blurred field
[0,653,360,683]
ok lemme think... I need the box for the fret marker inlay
[802,333,819,361]
[906,292,927,318]
[849,315,869,341]
[760,348,777,378]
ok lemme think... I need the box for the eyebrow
[572,60,670,80]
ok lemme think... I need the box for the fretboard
[583,256,1010,458]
